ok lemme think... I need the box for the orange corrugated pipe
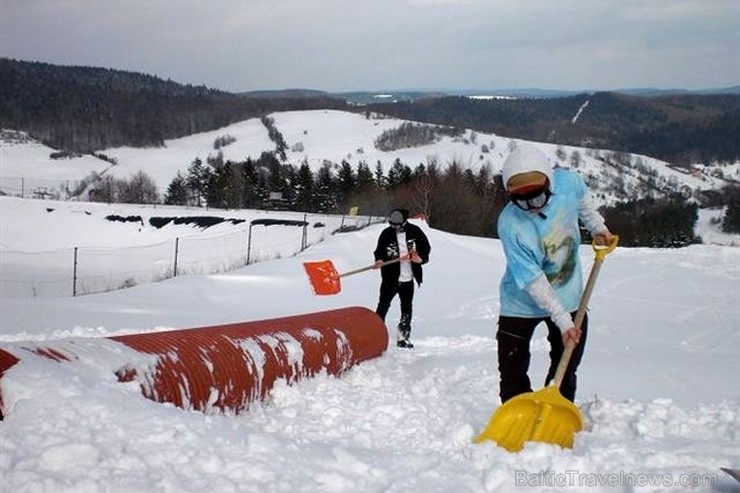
[0,307,388,418]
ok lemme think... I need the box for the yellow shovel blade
[475,386,584,452]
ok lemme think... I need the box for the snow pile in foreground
[1,335,737,492]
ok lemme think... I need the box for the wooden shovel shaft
[552,237,618,387]
[338,255,408,278]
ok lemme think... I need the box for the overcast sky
[1,0,738,93]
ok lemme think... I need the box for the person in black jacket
[373,208,431,348]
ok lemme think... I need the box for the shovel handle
[338,255,410,278]
[553,235,619,387]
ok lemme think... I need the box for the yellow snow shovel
[475,235,619,452]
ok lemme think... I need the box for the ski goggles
[509,184,552,211]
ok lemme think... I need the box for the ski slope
[1,198,739,492]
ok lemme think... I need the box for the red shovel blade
[303,260,341,295]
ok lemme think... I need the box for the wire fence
[0,176,83,201]
[1,213,380,298]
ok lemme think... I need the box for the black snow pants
[375,280,415,330]
[496,311,588,403]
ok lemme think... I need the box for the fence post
[173,237,179,277]
[301,213,308,251]
[72,247,78,297]
[247,223,253,265]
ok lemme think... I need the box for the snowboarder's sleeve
[575,176,608,236]
[525,274,573,332]
[373,231,386,261]
[416,229,431,264]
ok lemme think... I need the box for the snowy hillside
[1,109,739,491]
[2,110,738,207]
[0,198,739,492]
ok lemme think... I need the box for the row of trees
[599,196,701,247]
[159,153,506,237]
[155,152,740,244]
[374,121,465,151]
[88,170,159,204]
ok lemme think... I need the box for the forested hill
[364,92,740,166]
[2,57,738,167]
[0,58,347,153]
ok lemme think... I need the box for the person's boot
[396,314,413,348]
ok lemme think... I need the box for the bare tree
[411,158,438,219]
[119,170,159,204]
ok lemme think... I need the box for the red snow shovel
[475,235,619,452]
[304,256,408,296]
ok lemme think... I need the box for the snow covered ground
[1,197,739,492]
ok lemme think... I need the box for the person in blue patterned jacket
[497,145,614,403]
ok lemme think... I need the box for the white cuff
[578,195,607,236]
[525,274,574,333]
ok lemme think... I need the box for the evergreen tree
[205,163,229,208]
[164,172,189,205]
[356,161,375,191]
[223,160,246,208]
[374,161,387,189]
[186,158,210,207]
[336,160,356,211]
[254,167,269,208]
[722,186,740,234]
[386,158,412,188]
[294,160,315,212]
[265,153,285,195]
[240,158,260,208]
[314,163,337,213]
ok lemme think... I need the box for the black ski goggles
[509,184,552,211]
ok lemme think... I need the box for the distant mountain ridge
[238,89,330,99]
[1,58,738,166]
[0,58,348,153]
[328,86,740,103]
[235,86,740,103]
[362,91,740,166]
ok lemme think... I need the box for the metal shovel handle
[553,235,619,387]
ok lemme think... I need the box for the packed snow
[1,196,739,493]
